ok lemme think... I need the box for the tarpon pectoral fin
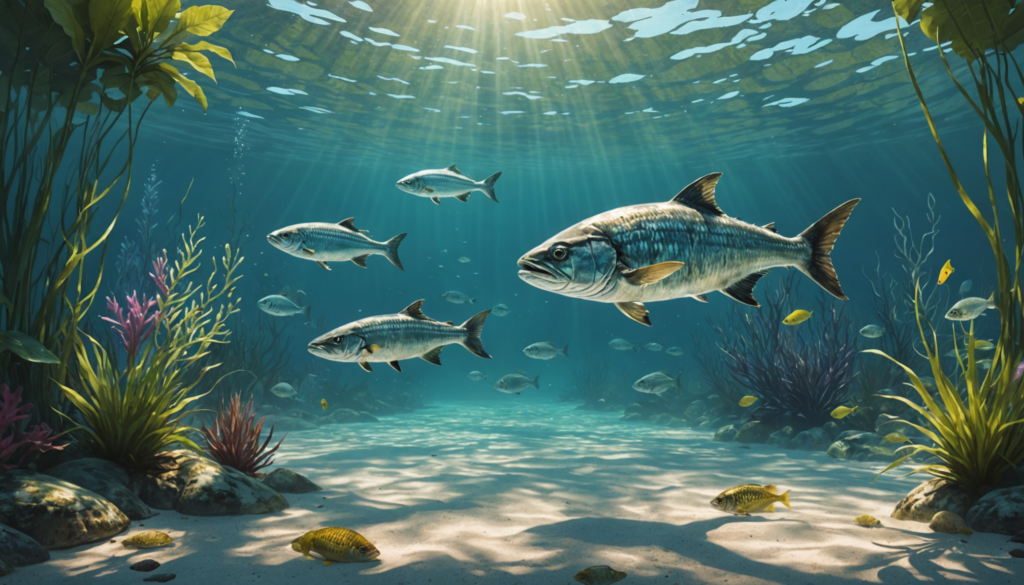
[430,196,440,205]
[388,361,402,372]
[454,192,470,202]
[338,217,359,231]
[615,302,652,327]
[762,222,777,233]
[303,248,316,255]
[447,164,463,175]
[363,344,381,355]
[425,187,435,193]
[352,255,369,268]
[316,261,331,271]
[358,361,372,372]
[693,294,709,303]
[420,346,443,365]
[670,172,724,215]
[622,261,685,285]
[399,299,435,321]
[721,270,768,307]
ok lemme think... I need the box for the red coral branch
[201,393,285,476]
[150,256,169,297]
[0,384,63,471]
[102,291,158,359]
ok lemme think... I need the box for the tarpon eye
[551,247,569,261]
[281,233,290,239]
[332,336,343,344]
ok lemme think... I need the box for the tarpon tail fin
[301,305,312,321]
[673,373,681,390]
[460,310,492,359]
[531,375,540,389]
[480,171,501,203]
[561,343,569,357]
[797,199,860,300]
[987,292,997,309]
[384,233,407,271]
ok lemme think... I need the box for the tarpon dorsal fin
[446,164,463,175]
[670,172,724,216]
[338,217,358,231]
[762,222,777,233]
[721,270,768,307]
[399,299,433,321]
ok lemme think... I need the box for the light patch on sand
[500,110,525,115]
[543,111,558,115]
[369,26,400,37]
[608,73,645,84]
[815,59,833,68]
[749,35,831,60]
[420,65,443,70]
[236,111,263,119]
[457,25,476,31]
[339,30,362,42]
[421,107,440,112]
[516,19,613,39]
[445,45,478,54]
[267,0,345,25]
[504,12,526,20]
[856,55,899,73]
[837,10,909,41]
[569,79,595,85]
[763,97,809,107]
[518,63,547,68]
[365,38,390,47]
[671,29,760,60]
[480,70,495,74]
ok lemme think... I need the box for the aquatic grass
[201,393,285,477]
[58,217,243,471]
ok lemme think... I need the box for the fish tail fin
[561,343,569,357]
[531,375,540,389]
[674,373,682,389]
[470,298,477,304]
[797,199,860,300]
[780,490,792,510]
[384,233,407,271]
[459,310,492,359]
[480,171,501,203]
[302,305,312,321]
[988,292,997,308]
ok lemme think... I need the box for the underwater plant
[867,0,1024,491]
[0,384,63,471]
[691,327,744,411]
[102,291,159,362]
[58,217,243,471]
[200,393,284,477]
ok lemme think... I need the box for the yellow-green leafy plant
[59,217,243,471]
[868,0,1024,491]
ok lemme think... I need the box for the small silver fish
[494,373,539,394]
[608,338,639,352]
[859,324,885,338]
[491,304,511,317]
[258,294,311,320]
[269,382,298,398]
[442,291,476,304]
[468,371,487,381]
[523,342,569,360]
[267,218,406,271]
[633,371,680,394]
[458,256,471,263]
[666,346,684,356]
[644,342,663,352]
[396,165,501,204]
[946,294,996,321]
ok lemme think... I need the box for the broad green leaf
[920,0,1024,60]
[161,5,233,47]
[158,62,207,111]
[76,101,100,115]
[88,0,135,61]
[171,49,215,81]
[99,67,132,89]
[0,330,60,363]
[134,0,180,38]
[178,41,234,66]
[893,0,927,22]
[0,293,11,310]
[101,93,127,112]
[138,70,177,106]
[44,0,86,60]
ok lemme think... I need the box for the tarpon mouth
[517,259,559,282]
[267,234,281,244]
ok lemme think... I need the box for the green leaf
[135,0,180,38]
[138,70,177,106]
[161,5,233,47]
[75,101,100,115]
[920,0,1024,60]
[171,49,215,81]
[88,0,135,62]
[0,331,60,364]
[44,0,86,60]
[178,41,234,67]
[894,0,927,22]
[158,62,206,111]
[0,293,11,311]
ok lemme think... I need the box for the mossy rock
[261,468,321,494]
[966,486,1024,535]
[45,458,153,520]
[822,421,842,440]
[735,421,771,444]
[892,479,978,523]
[0,524,49,567]
[683,400,706,422]
[713,425,738,442]
[787,427,831,451]
[768,426,796,447]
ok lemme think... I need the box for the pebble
[143,574,176,583]
[1010,549,1024,559]
[131,560,161,572]
[316,505,324,509]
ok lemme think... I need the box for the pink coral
[102,291,159,358]
[0,384,63,470]
[150,256,169,297]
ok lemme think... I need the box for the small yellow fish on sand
[938,259,954,285]
[122,530,173,549]
[574,565,627,585]
[854,514,881,527]
[738,395,758,407]
[830,405,858,419]
[885,432,910,444]
[321,398,329,410]
[292,527,380,565]
[711,484,792,516]
[783,310,813,326]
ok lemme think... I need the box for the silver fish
[307,300,491,372]
[491,304,511,317]
[468,371,487,381]
[959,279,972,297]
[633,371,680,394]
[859,324,885,338]
[666,346,684,356]
[946,294,996,321]
[396,165,501,204]
[267,218,406,272]
[644,342,663,352]
[258,294,311,320]
[494,373,539,394]
[442,291,476,304]
[459,256,471,263]
[523,341,569,360]
[608,338,639,352]
[517,173,859,325]
[269,382,297,398]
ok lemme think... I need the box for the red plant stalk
[0,384,63,470]
[150,256,169,297]
[102,291,159,360]
[201,393,285,476]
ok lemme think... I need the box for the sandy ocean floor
[7,401,1022,584]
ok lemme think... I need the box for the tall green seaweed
[869,0,1024,491]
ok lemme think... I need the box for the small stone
[122,530,172,549]
[713,424,738,443]
[131,559,161,572]
[929,511,968,534]
[768,426,796,447]
[1009,549,1024,558]
[0,524,49,567]
[735,421,771,444]
[143,573,177,582]
[787,427,831,451]
[261,468,321,494]
[822,421,842,440]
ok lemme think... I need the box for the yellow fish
[959,527,973,535]
[122,530,173,549]
[885,432,910,444]
[938,259,954,285]
[573,565,627,585]
[291,527,380,566]
[830,405,858,419]
[854,514,880,527]
[782,310,812,325]
[711,484,791,516]
[738,395,758,407]
[321,398,329,410]
[968,339,995,351]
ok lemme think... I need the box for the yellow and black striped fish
[711,484,792,516]
[291,527,380,565]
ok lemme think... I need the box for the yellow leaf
[138,71,178,107]
[135,0,180,38]
[171,50,215,81]
[162,5,234,46]
[44,0,86,60]
[158,62,207,111]
[88,0,135,62]
[893,0,926,22]
[178,41,235,67]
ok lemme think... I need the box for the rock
[1010,549,1024,558]
[0,557,11,577]
[835,429,862,441]
[966,486,1024,535]
[261,469,321,494]
[620,412,643,422]
[372,400,396,416]
[1012,529,1024,543]
[713,425,738,443]
[822,421,842,440]
[265,416,317,432]
[787,427,832,451]
[667,417,689,428]
[257,404,282,416]
[929,511,969,534]
[624,403,644,416]
[0,470,130,549]
[131,559,161,572]
[692,415,709,427]
[45,458,154,520]
[735,421,771,444]
[327,408,362,424]
[123,530,172,549]
[131,450,288,516]
[768,426,796,447]
[683,400,706,422]
[826,432,897,462]
[144,573,176,583]
[357,411,380,423]
[0,524,49,567]
[892,479,978,523]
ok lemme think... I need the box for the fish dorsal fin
[420,346,443,365]
[446,164,463,175]
[693,294,709,303]
[338,217,358,231]
[399,299,433,321]
[763,484,778,494]
[721,270,768,307]
[670,172,724,215]
[762,222,777,233]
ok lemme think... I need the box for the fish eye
[714,498,722,503]
[358,546,368,554]
[551,247,568,261]
[332,336,343,343]
[281,233,290,239]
